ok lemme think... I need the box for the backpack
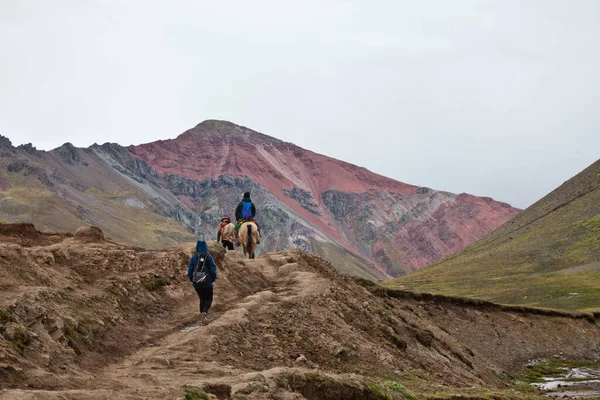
[192,253,210,284]
[241,201,253,220]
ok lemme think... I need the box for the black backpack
[192,252,210,284]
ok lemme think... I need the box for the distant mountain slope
[0,139,195,249]
[0,120,519,279]
[385,159,600,311]
[130,120,519,275]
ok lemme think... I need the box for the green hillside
[385,159,600,311]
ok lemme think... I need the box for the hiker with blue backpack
[187,240,217,325]
[234,192,261,245]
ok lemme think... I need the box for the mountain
[0,120,519,279]
[2,222,600,398]
[385,159,600,310]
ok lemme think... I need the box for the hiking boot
[201,312,207,325]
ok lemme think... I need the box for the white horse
[238,221,260,259]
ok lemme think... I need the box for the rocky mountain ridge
[0,120,520,278]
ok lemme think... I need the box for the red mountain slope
[130,120,520,275]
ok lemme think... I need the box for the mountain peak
[128,121,520,274]
[0,135,13,150]
[194,119,243,132]
[177,120,286,146]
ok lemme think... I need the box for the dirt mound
[74,226,105,243]
[0,223,37,237]
[1,225,600,399]
[0,223,71,247]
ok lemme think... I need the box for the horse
[238,221,260,259]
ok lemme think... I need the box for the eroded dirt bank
[1,223,599,399]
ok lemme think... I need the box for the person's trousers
[194,286,213,314]
[222,240,234,251]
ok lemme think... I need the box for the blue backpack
[241,201,253,219]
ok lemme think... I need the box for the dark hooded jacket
[235,193,256,221]
[187,241,217,288]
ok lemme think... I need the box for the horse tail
[246,224,253,255]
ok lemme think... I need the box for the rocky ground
[1,223,599,399]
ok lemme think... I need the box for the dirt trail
[101,252,327,398]
[2,225,600,399]
[0,240,348,399]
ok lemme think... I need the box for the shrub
[0,309,15,323]
[183,387,209,400]
[143,276,171,291]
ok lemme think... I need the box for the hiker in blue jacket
[235,192,256,221]
[234,191,260,244]
[187,240,217,325]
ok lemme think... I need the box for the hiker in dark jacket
[234,192,260,244]
[235,192,256,221]
[187,240,217,325]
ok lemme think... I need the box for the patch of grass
[583,213,600,226]
[364,382,393,400]
[5,341,19,352]
[6,326,32,353]
[0,309,15,323]
[64,320,93,353]
[423,387,540,399]
[384,381,417,400]
[183,387,209,400]
[375,368,542,399]
[518,358,600,383]
[143,275,171,291]
[248,384,266,393]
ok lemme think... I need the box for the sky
[0,1,599,209]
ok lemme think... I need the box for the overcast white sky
[1,1,599,208]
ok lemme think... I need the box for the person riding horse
[234,192,260,245]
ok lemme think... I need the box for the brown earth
[0,223,72,247]
[1,224,599,399]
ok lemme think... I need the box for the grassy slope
[314,240,385,281]
[0,163,194,249]
[384,159,600,311]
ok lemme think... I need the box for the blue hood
[196,240,208,254]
